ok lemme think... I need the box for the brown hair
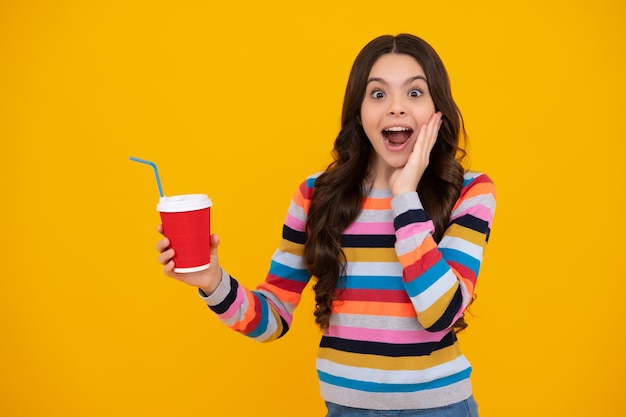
[304,34,467,332]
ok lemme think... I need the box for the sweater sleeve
[390,172,496,332]
[198,177,315,342]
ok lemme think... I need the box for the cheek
[414,104,436,124]
[359,105,378,130]
[360,120,379,141]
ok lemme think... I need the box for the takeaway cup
[157,194,212,273]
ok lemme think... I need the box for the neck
[367,158,395,190]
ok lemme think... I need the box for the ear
[356,115,362,125]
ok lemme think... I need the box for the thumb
[210,233,220,258]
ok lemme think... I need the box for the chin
[387,157,410,169]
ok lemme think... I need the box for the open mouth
[382,126,413,147]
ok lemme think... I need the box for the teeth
[384,127,411,132]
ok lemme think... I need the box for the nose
[388,97,406,116]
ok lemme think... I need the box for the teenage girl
[156,33,496,416]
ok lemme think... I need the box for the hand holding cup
[157,225,222,295]
[156,193,221,295]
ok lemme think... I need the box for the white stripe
[316,355,471,385]
[458,280,472,308]
[254,316,279,342]
[394,229,432,256]
[287,199,306,222]
[357,209,393,222]
[412,271,458,311]
[329,313,424,331]
[272,249,306,270]
[439,235,483,260]
[452,193,495,218]
[319,379,472,410]
[346,262,403,276]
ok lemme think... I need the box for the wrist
[198,267,223,296]
[198,286,214,297]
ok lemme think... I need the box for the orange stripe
[258,282,302,305]
[230,288,258,331]
[452,181,495,211]
[463,181,495,199]
[397,238,437,266]
[292,189,306,209]
[459,276,474,296]
[362,197,391,210]
[332,300,416,317]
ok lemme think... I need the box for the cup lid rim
[157,194,212,212]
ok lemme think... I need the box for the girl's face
[360,53,436,179]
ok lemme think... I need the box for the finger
[421,112,441,157]
[412,121,431,161]
[406,113,440,169]
[210,234,220,254]
[209,234,220,268]
[157,224,163,234]
[158,248,175,265]
[163,260,177,278]
[156,237,170,253]
[425,111,441,139]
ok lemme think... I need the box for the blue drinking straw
[129,156,164,198]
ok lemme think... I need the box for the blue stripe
[404,259,450,297]
[318,367,472,393]
[340,275,404,291]
[306,177,317,188]
[463,174,479,187]
[246,292,269,338]
[269,260,309,283]
[440,248,480,275]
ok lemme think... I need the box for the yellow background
[1,0,624,416]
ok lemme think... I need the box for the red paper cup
[157,194,212,273]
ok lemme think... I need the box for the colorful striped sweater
[201,171,496,410]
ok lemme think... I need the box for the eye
[370,89,385,99]
[409,89,423,98]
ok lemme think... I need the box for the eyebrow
[366,75,428,85]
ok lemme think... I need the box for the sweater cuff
[197,268,231,306]
[390,191,424,217]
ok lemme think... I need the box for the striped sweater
[201,171,496,410]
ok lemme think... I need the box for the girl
[156,34,496,416]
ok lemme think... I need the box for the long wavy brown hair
[304,34,468,333]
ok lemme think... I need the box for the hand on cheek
[389,111,443,197]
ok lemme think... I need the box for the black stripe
[319,331,457,357]
[426,286,464,332]
[283,224,307,244]
[340,234,396,248]
[394,209,431,230]
[451,214,490,235]
[278,315,290,339]
[208,276,239,315]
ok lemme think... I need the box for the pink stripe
[395,221,434,241]
[327,325,447,344]
[260,294,294,326]
[217,285,247,321]
[451,205,494,226]
[344,221,395,235]
[284,212,306,231]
